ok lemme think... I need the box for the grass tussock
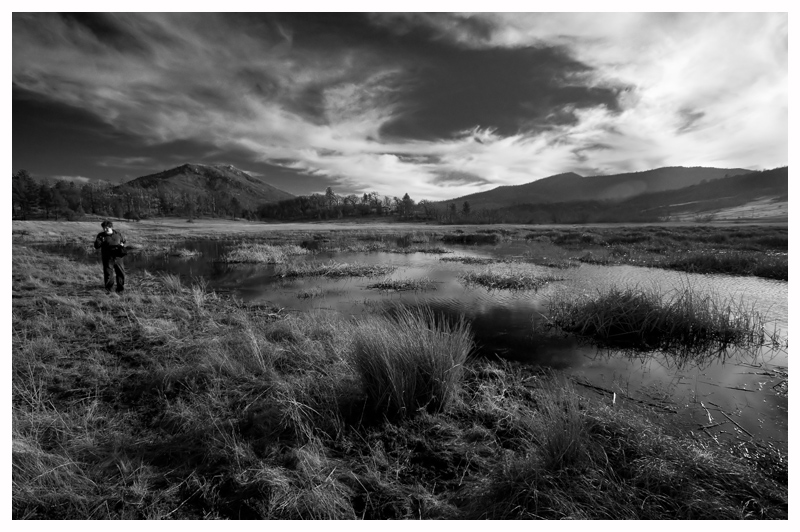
[468,377,786,519]
[661,250,787,281]
[461,267,561,291]
[366,277,437,292]
[221,243,309,264]
[546,284,781,354]
[352,307,474,418]
[278,261,396,279]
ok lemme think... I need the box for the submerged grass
[461,267,562,291]
[546,284,781,354]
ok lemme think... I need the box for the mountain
[486,167,787,224]
[119,163,295,208]
[443,166,752,210]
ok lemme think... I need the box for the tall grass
[546,284,781,354]
[661,250,787,281]
[351,307,474,418]
[461,267,561,291]
[278,261,396,279]
[220,243,309,263]
[468,381,787,519]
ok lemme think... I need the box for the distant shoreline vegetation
[11,166,786,225]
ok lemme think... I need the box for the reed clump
[660,250,787,281]
[220,243,309,264]
[351,307,474,418]
[461,267,561,291]
[546,285,780,353]
[279,261,396,279]
[366,278,436,292]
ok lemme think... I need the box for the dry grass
[351,307,474,418]
[546,284,782,355]
[278,261,396,279]
[461,267,562,291]
[220,243,309,264]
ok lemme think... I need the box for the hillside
[119,163,295,208]
[489,167,787,224]
[443,166,752,210]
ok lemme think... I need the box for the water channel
[48,238,789,449]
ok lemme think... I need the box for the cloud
[52,175,92,184]
[96,156,157,169]
[12,13,787,201]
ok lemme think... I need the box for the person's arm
[94,233,104,249]
[120,232,126,245]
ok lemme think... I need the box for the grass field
[11,220,788,519]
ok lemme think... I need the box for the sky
[11,10,788,201]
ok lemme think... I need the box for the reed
[461,267,561,291]
[660,250,787,281]
[220,243,309,264]
[351,306,474,418]
[366,277,436,292]
[546,284,781,353]
[278,261,396,279]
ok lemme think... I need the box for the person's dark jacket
[94,230,126,258]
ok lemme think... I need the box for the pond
[49,238,789,450]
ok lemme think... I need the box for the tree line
[12,169,489,224]
[11,170,257,221]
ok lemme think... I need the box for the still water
[54,239,789,448]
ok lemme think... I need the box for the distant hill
[119,163,295,208]
[487,167,787,224]
[442,166,752,210]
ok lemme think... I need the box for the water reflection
[38,238,788,448]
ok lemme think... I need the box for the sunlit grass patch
[220,243,309,264]
[351,306,474,418]
[366,277,437,292]
[546,284,782,353]
[278,261,396,279]
[440,256,514,265]
[461,267,562,291]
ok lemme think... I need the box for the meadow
[11,219,788,519]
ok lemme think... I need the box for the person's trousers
[102,255,125,293]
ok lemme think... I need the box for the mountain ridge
[441,166,753,210]
[118,163,295,208]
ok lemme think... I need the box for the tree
[12,170,39,219]
[401,193,415,218]
[462,201,471,216]
[448,203,457,219]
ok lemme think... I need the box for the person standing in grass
[94,220,126,294]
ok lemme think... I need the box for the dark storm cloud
[379,46,621,140]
